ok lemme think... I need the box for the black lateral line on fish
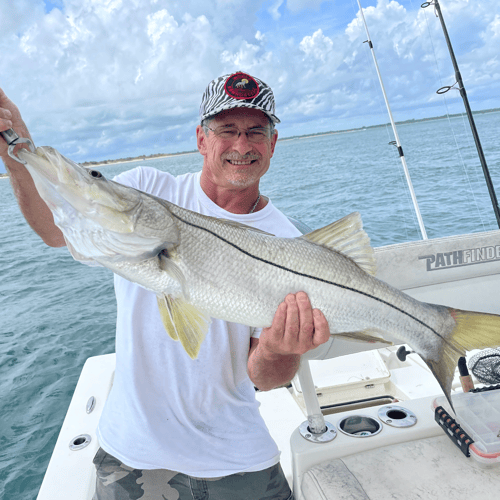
[172,213,445,341]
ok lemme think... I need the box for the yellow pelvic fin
[425,308,500,412]
[336,329,393,345]
[302,212,376,276]
[156,295,210,359]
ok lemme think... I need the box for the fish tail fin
[425,308,500,411]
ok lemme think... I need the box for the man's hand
[0,87,65,247]
[259,291,330,357]
[247,292,330,391]
[0,88,31,158]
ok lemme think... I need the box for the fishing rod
[357,0,428,240]
[422,0,500,228]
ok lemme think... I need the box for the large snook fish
[17,146,500,409]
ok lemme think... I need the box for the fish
[16,145,500,410]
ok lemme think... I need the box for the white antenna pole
[357,0,428,240]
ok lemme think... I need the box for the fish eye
[89,170,103,178]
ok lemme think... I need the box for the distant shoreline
[277,107,500,143]
[1,106,498,176]
[0,150,199,177]
[82,150,198,168]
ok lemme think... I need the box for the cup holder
[338,415,382,438]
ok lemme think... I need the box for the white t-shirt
[96,166,301,477]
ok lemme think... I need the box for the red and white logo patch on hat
[224,72,260,100]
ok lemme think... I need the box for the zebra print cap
[199,72,280,124]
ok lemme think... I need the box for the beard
[227,173,258,188]
[221,152,264,188]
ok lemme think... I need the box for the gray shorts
[92,447,294,500]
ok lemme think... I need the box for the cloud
[2,1,236,161]
[0,0,498,170]
[299,29,334,62]
[268,0,284,21]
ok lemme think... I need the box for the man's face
[197,107,278,190]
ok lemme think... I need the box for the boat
[34,2,500,499]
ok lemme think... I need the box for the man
[0,72,330,500]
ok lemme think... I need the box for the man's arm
[247,292,330,391]
[0,88,65,247]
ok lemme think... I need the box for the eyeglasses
[206,125,273,143]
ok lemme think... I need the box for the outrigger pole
[422,0,500,228]
[357,0,428,240]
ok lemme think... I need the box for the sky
[0,0,499,171]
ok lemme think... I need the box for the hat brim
[200,102,280,125]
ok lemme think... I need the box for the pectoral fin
[156,295,210,359]
[159,253,190,300]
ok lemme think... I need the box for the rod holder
[297,360,327,434]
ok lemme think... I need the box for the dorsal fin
[301,212,376,275]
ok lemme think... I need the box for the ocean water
[1,111,500,499]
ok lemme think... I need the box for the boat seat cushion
[301,436,500,500]
[301,459,369,500]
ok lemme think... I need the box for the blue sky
[1,0,499,171]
